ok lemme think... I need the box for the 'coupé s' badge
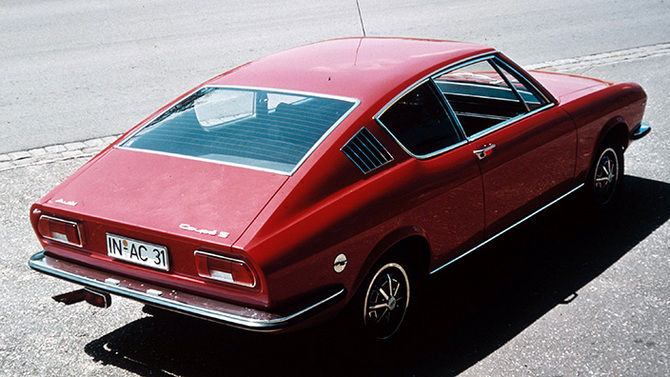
[179,223,229,238]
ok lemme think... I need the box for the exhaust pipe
[53,288,112,308]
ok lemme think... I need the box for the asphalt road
[1,1,669,376]
[1,0,669,153]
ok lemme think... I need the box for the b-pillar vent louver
[341,127,393,174]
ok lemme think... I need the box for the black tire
[360,261,411,340]
[588,140,624,207]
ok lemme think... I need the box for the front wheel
[590,143,624,207]
[362,262,411,339]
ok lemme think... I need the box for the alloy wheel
[593,147,619,206]
[363,262,410,339]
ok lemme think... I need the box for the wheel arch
[588,117,629,175]
[596,117,629,153]
[585,118,627,207]
[352,227,431,298]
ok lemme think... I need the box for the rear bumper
[29,251,345,332]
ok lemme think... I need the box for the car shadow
[84,175,670,377]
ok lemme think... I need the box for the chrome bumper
[631,122,651,140]
[29,251,345,331]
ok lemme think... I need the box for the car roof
[207,37,495,104]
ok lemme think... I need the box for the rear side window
[121,87,357,174]
[377,82,462,157]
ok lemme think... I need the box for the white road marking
[525,42,670,72]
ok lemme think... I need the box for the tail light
[194,251,256,288]
[37,215,84,247]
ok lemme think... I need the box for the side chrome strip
[29,252,345,331]
[430,183,585,275]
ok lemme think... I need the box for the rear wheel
[590,142,624,207]
[361,262,411,339]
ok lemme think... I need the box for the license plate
[106,233,170,271]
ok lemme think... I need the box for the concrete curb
[0,135,120,172]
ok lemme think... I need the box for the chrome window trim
[117,85,360,176]
[375,77,430,119]
[454,111,510,121]
[430,183,584,275]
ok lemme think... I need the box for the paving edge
[525,42,670,71]
[0,135,121,173]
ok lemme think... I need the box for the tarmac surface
[2,0,669,153]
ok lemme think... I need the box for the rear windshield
[121,87,357,174]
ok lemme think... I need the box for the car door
[376,81,485,266]
[434,57,576,237]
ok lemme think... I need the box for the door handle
[473,144,496,160]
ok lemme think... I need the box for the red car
[29,38,650,339]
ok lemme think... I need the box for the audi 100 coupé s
[29,38,650,339]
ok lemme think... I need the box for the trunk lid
[40,148,288,245]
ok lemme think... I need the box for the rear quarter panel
[234,113,484,310]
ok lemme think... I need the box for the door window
[434,59,548,138]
